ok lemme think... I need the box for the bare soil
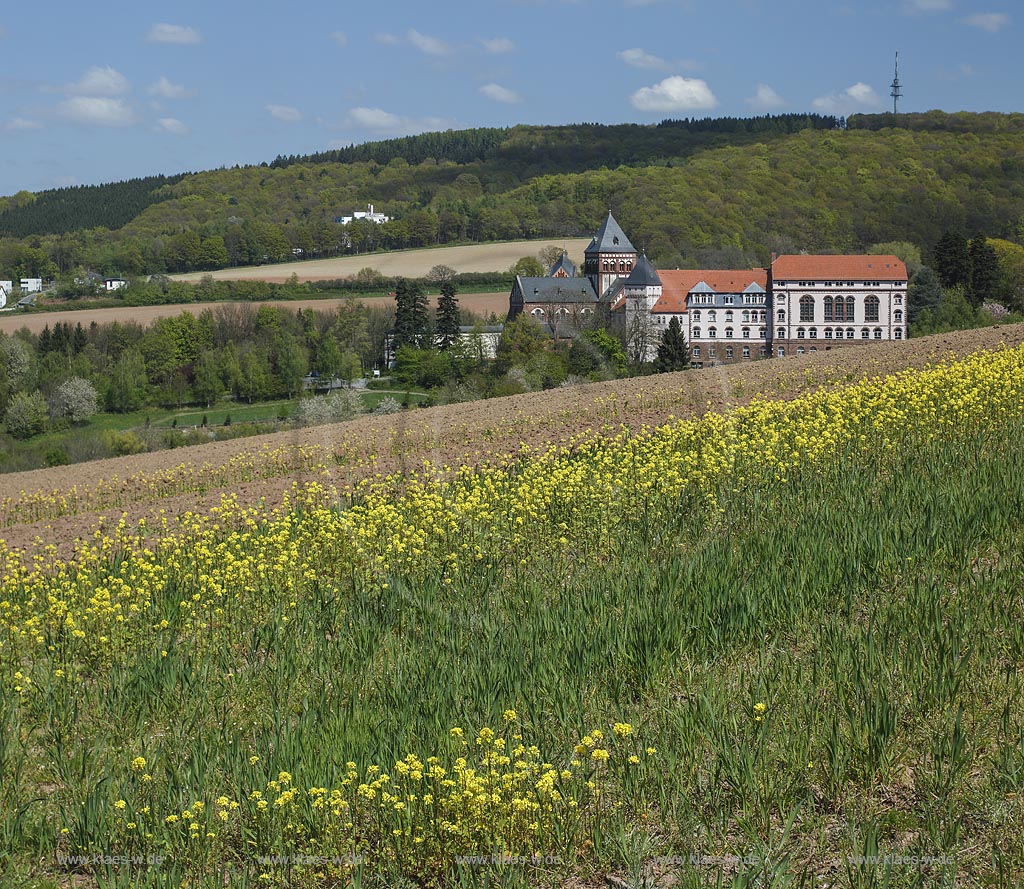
[2,324,1022,556]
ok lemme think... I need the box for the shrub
[372,396,403,415]
[295,390,364,426]
[4,391,48,439]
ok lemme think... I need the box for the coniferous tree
[933,230,970,289]
[436,280,460,350]
[655,316,690,372]
[393,278,429,350]
[907,266,943,322]
[968,235,999,306]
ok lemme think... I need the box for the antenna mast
[890,52,903,114]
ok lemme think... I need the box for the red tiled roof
[652,269,767,313]
[772,255,907,281]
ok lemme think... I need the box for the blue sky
[0,0,1015,197]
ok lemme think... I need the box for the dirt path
[2,324,1022,556]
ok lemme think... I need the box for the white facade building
[770,255,908,357]
[336,203,391,226]
[0,281,12,308]
[20,278,43,293]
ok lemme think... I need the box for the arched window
[797,346,806,355]
[777,328,786,339]
[861,327,869,339]
[708,327,717,339]
[742,327,750,339]
[692,309,701,322]
[758,327,766,338]
[693,327,701,339]
[709,346,717,358]
[777,309,786,322]
[626,261,632,272]
[742,346,750,358]
[895,328,903,339]
[824,327,833,339]
[846,328,854,339]
[809,327,817,339]
[874,328,882,339]
[725,310,734,322]
[894,309,903,323]
[531,307,544,318]
[708,310,717,322]
[724,328,733,338]
[865,295,880,322]
[797,327,806,339]
[824,296,834,322]
[777,347,786,357]
[602,260,609,271]
[759,347,768,357]
[725,346,734,359]
[846,296,856,321]
[800,295,814,322]
[742,310,750,323]
[619,260,625,272]
[692,346,701,358]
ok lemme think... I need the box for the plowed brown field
[3,324,1022,556]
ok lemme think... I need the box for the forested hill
[267,114,839,171]
[0,174,188,238]
[1,111,1023,281]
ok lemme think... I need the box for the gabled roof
[772,255,907,282]
[516,276,597,304]
[585,211,637,255]
[653,269,768,313]
[548,252,577,277]
[624,253,661,288]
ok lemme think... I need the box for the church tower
[584,211,638,298]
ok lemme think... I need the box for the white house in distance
[0,280,12,309]
[20,277,43,293]
[104,277,127,292]
[335,203,391,226]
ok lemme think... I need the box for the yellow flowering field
[2,343,1024,886]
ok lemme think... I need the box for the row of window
[690,325,905,342]
[529,306,593,318]
[601,260,633,273]
[690,310,767,323]
[692,345,767,359]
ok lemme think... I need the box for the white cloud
[479,83,521,103]
[630,76,717,112]
[155,117,189,135]
[147,23,202,45]
[480,36,514,53]
[330,31,348,46]
[375,32,400,45]
[148,76,188,99]
[619,48,669,70]
[267,104,302,122]
[68,66,129,96]
[407,29,449,55]
[812,82,883,114]
[5,117,41,132]
[349,107,402,129]
[746,83,786,111]
[347,106,452,135]
[57,96,135,127]
[964,12,1010,32]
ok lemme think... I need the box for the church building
[507,212,908,364]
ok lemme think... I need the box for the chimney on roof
[770,252,778,263]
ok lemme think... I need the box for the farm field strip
[2,342,1024,884]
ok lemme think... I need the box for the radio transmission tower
[890,52,903,114]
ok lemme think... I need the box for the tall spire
[890,52,903,115]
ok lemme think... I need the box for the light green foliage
[3,390,48,438]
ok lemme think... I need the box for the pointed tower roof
[625,253,662,288]
[548,252,577,277]
[585,211,636,255]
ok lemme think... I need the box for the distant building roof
[516,276,598,304]
[624,253,662,288]
[653,269,768,313]
[773,255,907,282]
[548,252,577,277]
[585,211,637,255]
